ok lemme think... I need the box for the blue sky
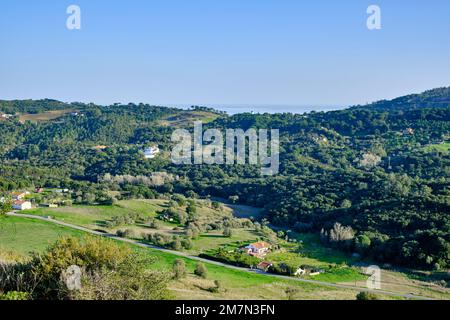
[1,0,449,107]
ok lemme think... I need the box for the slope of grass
[18,109,77,123]
[0,216,84,256]
[0,215,367,300]
[424,142,450,153]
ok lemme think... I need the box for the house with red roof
[12,200,32,211]
[256,261,273,272]
[240,241,272,257]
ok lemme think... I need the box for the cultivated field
[18,109,77,123]
[5,199,448,300]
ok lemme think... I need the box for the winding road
[5,212,436,300]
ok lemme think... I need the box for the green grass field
[21,200,259,255]
[24,200,168,229]
[8,200,447,299]
[4,213,446,300]
[0,214,368,300]
[19,200,366,283]
[424,142,450,153]
[0,216,84,256]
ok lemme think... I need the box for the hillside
[354,87,450,111]
[0,88,449,272]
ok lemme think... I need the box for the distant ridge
[353,87,450,111]
[2,87,450,114]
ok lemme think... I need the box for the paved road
[5,212,435,300]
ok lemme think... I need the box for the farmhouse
[403,128,415,135]
[39,203,59,208]
[93,145,108,151]
[294,267,306,276]
[242,241,271,257]
[256,261,273,272]
[144,146,160,159]
[10,191,30,200]
[295,265,323,277]
[12,200,32,211]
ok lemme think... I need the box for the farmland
[0,216,84,256]
[0,214,395,300]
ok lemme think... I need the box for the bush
[0,291,29,300]
[172,259,186,280]
[223,227,233,238]
[0,236,170,300]
[194,262,208,279]
[356,291,379,300]
[116,229,137,238]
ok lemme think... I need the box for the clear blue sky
[1,0,449,107]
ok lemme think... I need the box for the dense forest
[1,87,449,270]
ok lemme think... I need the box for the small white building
[11,191,30,200]
[13,200,32,211]
[144,146,160,159]
[242,241,271,257]
[294,267,307,276]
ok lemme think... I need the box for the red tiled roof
[257,262,272,268]
[11,191,25,196]
[250,241,271,249]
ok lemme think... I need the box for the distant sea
[169,104,346,115]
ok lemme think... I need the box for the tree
[356,291,379,300]
[285,287,299,300]
[0,197,12,216]
[329,223,355,243]
[211,201,222,210]
[172,259,186,280]
[186,201,197,221]
[223,227,233,238]
[0,236,169,300]
[194,262,208,279]
[355,234,371,254]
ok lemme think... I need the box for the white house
[241,241,271,257]
[10,191,30,200]
[13,200,32,211]
[144,146,160,159]
[294,267,307,276]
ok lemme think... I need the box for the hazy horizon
[1,1,450,107]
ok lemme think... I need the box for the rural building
[39,203,59,208]
[13,200,32,211]
[242,241,271,257]
[93,145,108,151]
[294,267,306,276]
[144,146,160,159]
[10,191,30,200]
[256,261,273,272]
[403,128,415,135]
[295,265,323,276]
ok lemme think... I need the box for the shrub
[116,229,135,238]
[223,227,233,238]
[172,259,186,280]
[0,236,169,300]
[194,262,208,279]
[356,291,379,300]
[0,291,29,300]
